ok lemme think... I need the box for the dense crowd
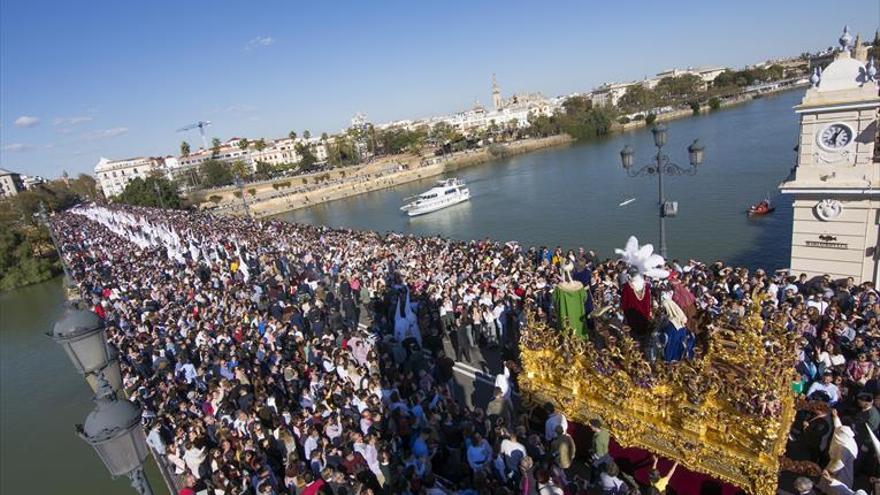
[53,203,880,494]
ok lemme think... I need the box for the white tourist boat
[400,178,470,216]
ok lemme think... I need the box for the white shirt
[545,412,568,441]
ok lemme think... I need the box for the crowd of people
[53,203,880,494]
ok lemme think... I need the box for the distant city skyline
[1,0,877,177]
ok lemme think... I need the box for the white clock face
[817,123,853,151]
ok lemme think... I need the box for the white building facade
[94,157,161,197]
[0,168,25,198]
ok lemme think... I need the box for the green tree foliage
[180,141,191,156]
[709,97,721,111]
[617,84,656,113]
[688,100,701,115]
[116,176,182,209]
[0,178,95,291]
[200,159,234,187]
[303,130,311,140]
[211,137,222,156]
[296,143,319,171]
[254,161,274,180]
[558,97,614,141]
[645,113,657,125]
[712,65,786,89]
[288,131,297,140]
[238,138,250,150]
[254,138,267,151]
[655,74,703,104]
[0,228,58,291]
[377,127,427,155]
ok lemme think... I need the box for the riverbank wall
[619,83,808,133]
[249,134,572,218]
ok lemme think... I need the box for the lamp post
[234,174,251,218]
[619,124,705,259]
[50,306,154,495]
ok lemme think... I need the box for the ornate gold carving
[519,294,797,495]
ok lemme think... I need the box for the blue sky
[1,0,877,177]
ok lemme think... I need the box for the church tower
[779,27,880,283]
[492,74,503,111]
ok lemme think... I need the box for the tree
[296,143,318,171]
[180,141,191,156]
[709,97,721,111]
[645,113,657,125]
[321,132,329,141]
[0,228,59,291]
[562,95,592,115]
[255,161,274,180]
[117,176,182,209]
[688,100,701,115]
[200,159,233,187]
[254,138,267,151]
[303,130,311,140]
[288,131,297,140]
[230,160,250,179]
[66,174,100,201]
[238,138,250,150]
[655,74,703,105]
[211,137,222,157]
[617,85,656,113]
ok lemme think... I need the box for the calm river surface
[0,89,802,494]
[282,89,804,270]
[0,280,164,493]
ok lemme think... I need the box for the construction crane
[176,121,212,149]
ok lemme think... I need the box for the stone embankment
[209,134,572,218]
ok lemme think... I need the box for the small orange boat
[748,198,774,216]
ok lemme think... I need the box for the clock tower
[780,27,880,283]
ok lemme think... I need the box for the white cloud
[2,143,34,152]
[13,115,40,128]
[245,36,274,50]
[53,116,93,126]
[81,127,129,141]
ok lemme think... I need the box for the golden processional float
[519,254,800,495]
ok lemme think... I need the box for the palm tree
[180,141,191,156]
[288,131,297,141]
[238,138,250,150]
[211,137,222,157]
[303,130,311,140]
[254,139,267,152]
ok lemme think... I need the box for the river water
[0,89,803,494]
[0,280,164,493]
[282,89,804,270]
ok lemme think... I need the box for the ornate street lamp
[50,306,155,494]
[51,307,110,375]
[77,398,154,495]
[620,125,706,258]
